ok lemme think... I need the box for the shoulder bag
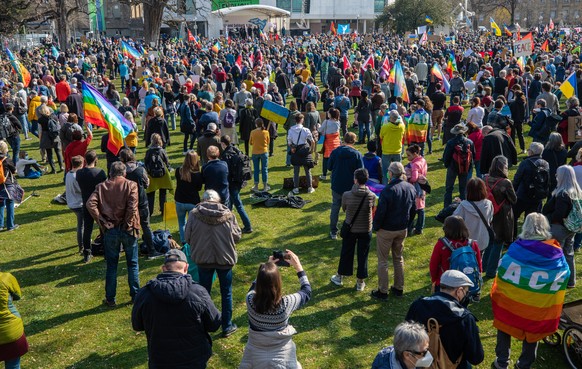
[468,201,495,245]
[340,193,368,238]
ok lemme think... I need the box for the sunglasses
[408,349,430,357]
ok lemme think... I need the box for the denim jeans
[5,357,20,369]
[103,228,140,303]
[330,190,343,235]
[444,167,469,207]
[286,144,292,166]
[358,121,370,143]
[82,206,95,251]
[0,198,15,229]
[168,113,176,130]
[338,231,372,279]
[293,165,312,189]
[16,114,29,139]
[7,135,20,165]
[408,208,425,233]
[551,223,576,287]
[71,207,84,249]
[198,267,234,332]
[228,188,251,230]
[381,154,402,185]
[30,120,39,138]
[252,153,268,184]
[175,201,196,243]
[482,241,503,277]
[494,329,538,369]
[340,116,348,137]
[426,126,432,153]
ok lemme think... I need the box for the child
[65,155,85,255]
[15,151,44,179]
[124,111,138,154]
[363,141,382,183]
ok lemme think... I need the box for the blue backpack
[441,237,482,302]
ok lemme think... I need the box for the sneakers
[102,299,116,308]
[242,227,253,234]
[413,229,423,235]
[356,280,366,291]
[6,224,19,232]
[307,187,315,194]
[251,184,259,192]
[263,184,271,192]
[390,286,404,297]
[288,188,299,196]
[319,175,327,180]
[222,323,238,338]
[83,250,93,263]
[147,251,164,261]
[371,289,388,301]
[330,274,343,286]
[329,232,338,240]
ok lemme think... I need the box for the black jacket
[132,272,221,369]
[480,129,517,176]
[373,178,416,231]
[145,116,170,147]
[405,293,484,369]
[513,155,549,200]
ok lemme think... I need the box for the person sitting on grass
[15,151,44,179]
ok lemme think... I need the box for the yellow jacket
[379,119,406,155]
[28,96,42,121]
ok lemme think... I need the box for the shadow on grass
[27,304,112,337]
[64,346,148,369]
[0,244,75,271]
[16,209,67,226]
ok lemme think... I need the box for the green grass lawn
[2,96,581,369]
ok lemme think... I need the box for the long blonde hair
[180,151,200,182]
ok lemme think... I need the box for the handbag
[0,173,24,204]
[290,130,312,166]
[468,201,496,245]
[340,193,368,239]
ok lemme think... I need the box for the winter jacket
[342,185,375,233]
[239,326,302,369]
[373,178,416,232]
[406,155,427,209]
[328,145,364,195]
[197,130,223,164]
[453,200,494,251]
[513,155,550,200]
[479,129,517,176]
[528,108,552,143]
[485,171,517,244]
[202,159,229,204]
[145,116,170,147]
[405,293,484,369]
[379,119,406,155]
[443,135,475,170]
[131,272,221,369]
[239,107,258,142]
[184,201,241,269]
[542,192,573,226]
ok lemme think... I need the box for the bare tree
[0,0,35,35]
[475,0,517,25]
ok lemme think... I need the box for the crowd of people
[1,26,582,368]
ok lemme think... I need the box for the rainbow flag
[393,60,409,103]
[431,63,450,93]
[387,65,396,84]
[5,48,31,87]
[491,238,570,343]
[211,42,221,53]
[260,100,289,125]
[407,109,429,144]
[81,81,133,154]
[446,52,457,78]
[121,41,142,59]
[559,72,578,99]
[517,56,525,72]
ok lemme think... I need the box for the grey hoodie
[453,199,493,251]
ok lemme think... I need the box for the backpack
[441,237,482,302]
[225,147,252,186]
[486,177,506,215]
[452,139,472,174]
[47,116,60,140]
[146,149,166,178]
[565,198,582,233]
[527,159,550,200]
[427,317,463,369]
[0,114,16,140]
[544,113,563,133]
[13,97,26,116]
[223,110,236,128]
[306,85,317,102]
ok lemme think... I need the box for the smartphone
[273,250,290,267]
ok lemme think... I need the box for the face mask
[459,288,470,306]
[415,351,433,368]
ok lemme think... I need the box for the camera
[273,250,290,267]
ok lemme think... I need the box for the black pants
[183,133,196,152]
[139,207,155,253]
[242,140,249,156]
[511,121,525,151]
[295,98,304,112]
[513,198,542,237]
[269,138,275,156]
[337,231,372,279]
[340,116,348,137]
[46,147,63,171]
[82,205,96,251]
[147,190,167,216]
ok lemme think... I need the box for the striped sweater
[246,271,311,331]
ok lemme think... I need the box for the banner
[212,0,259,11]
[568,116,582,142]
[513,39,532,57]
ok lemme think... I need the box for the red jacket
[429,238,482,286]
[64,136,92,172]
[55,81,71,103]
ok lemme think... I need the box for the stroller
[544,300,582,368]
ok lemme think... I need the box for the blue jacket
[334,95,351,118]
[371,346,405,369]
[373,178,416,231]
[144,93,160,112]
[202,160,230,204]
[328,145,364,194]
[528,108,552,143]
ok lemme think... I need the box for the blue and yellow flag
[425,15,433,24]
[260,100,290,125]
[490,17,502,36]
[560,72,578,99]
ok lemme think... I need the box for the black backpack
[0,114,16,140]
[146,149,166,178]
[13,97,26,116]
[224,146,252,186]
[527,159,550,200]
[47,116,60,140]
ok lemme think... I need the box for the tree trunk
[143,1,163,46]
[57,0,69,50]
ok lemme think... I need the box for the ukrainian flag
[425,15,433,24]
[490,17,502,36]
[260,100,290,125]
[559,72,578,99]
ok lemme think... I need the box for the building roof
[211,5,290,18]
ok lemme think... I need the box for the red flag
[256,50,263,66]
[342,55,351,72]
[381,57,391,77]
[361,54,374,73]
[330,21,337,35]
[541,39,549,52]
[549,18,554,30]
[522,32,534,51]
[235,54,242,69]
[187,28,195,42]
